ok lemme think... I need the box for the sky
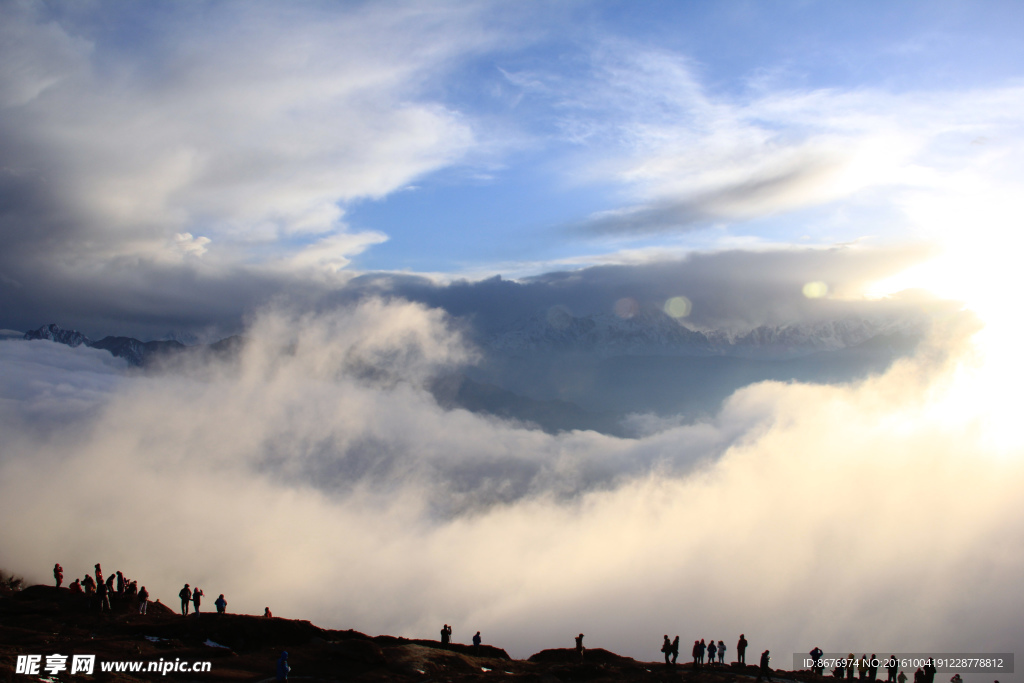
[2,0,1024,678]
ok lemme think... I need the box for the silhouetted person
[738,634,748,665]
[575,633,585,663]
[834,666,844,678]
[138,586,149,614]
[53,563,63,588]
[923,659,936,683]
[116,571,125,595]
[69,578,82,594]
[869,654,878,681]
[82,574,95,595]
[265,607,273,618]
[913,668,924,683]
[441,624,451,645]
[663,635,672,666]
[719,640,726,664]
[179,584,192,615]
[94,563,103,588]
[192,587,204,614]
[473,631,481,654]
[897,670,907,683]
[672,636,680,665]
[758,650,772,681]
[811,647,824,675]
[886,656,899,683]
[847,654,856,680]
[709,640,717,665]
[276,651,290,681]
[699,639,707,665]
[96,580,110,613]
[693,640,702,669]
[859,655,868,680]
[215,594,227,614]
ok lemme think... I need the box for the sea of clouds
[1,297,1021,673]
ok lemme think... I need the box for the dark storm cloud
[339,244,940,334]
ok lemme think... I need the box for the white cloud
[0,1,485,273]
[1,299,1021,667]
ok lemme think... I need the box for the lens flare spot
[614,297,639,319]
[802,281,829,298]
[663,296,692,319]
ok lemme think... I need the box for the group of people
[177,583,229,616]
[438,624,484,655]
[656,633,767,679]
[57,563,151,615]
[675,636,741,668]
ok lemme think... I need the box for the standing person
[94,564,103,588]
[276,651,289,681]
[693,641,702,669]
[886,656,899,683]
[662,635,672,666]
[847,654,856,680]
[192,587,204,614]
[869,654,878,681]
[137,586,149,615]
[215,594,227,614]
[96,580,110,613]
[53,563,63,588]
[699,639,707,666]
[811,647,824,675]
[897,671,907,683]
[758,650,772,682]
[116,571,125,596]
[738,634,748,665]
[923,659,936,683]
[472,631,481,654]
[441,624,450,645]
[719,640,727,664]
[671,636,679,666]
[82,574,95,595]
[708,640,717,665]
[264,607,273,618]
[179,584,192,615]
[575,633,585,663]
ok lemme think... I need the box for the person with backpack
[215,594,227,614]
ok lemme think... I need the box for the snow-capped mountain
[24,324,185,366]
[484,308,927,359]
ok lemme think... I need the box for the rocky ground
[1,586,821,682]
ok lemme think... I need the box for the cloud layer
[2,298,1021,668]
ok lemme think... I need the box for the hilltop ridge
[0,584,819,682]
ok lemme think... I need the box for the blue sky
[3,0,1024,332]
